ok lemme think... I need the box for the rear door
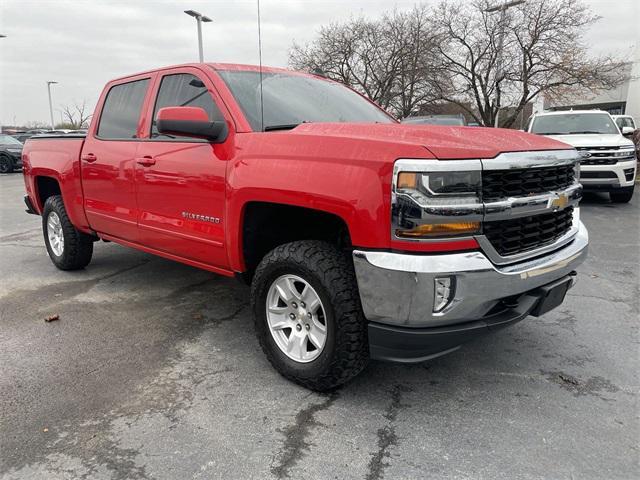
[81,76,152,241]
[134,68,230,269]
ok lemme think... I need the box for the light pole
[486,0,525,127]
[0,36,6,131]
[46,81,58,130]
[184,10,212,62]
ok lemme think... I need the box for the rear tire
[0,155,13,174]
[42,195,94,270]
[251,241,369,391]
[610,186,634,203]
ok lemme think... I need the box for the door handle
[82,153,97,163]
[136,156,156,167]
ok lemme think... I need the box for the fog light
[434,277,454,313]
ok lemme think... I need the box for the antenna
[257,0,265,132]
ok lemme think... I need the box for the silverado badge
[181,211,221,224]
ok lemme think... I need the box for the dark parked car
[0,134,24,173]
[402,114,467,126]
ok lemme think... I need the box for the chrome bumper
[353,220,588,328]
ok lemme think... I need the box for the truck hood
[541,133,634,149]
[290,123,570,159]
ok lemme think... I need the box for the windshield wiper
[263,123,300,131]
[264,121,312,132]
[568,131,603,134]
[536,132,566,135]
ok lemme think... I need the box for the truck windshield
[531,113,619,135]
[216,70,395,131]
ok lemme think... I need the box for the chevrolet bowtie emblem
[550,194,569,210]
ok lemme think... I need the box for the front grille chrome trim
[483,183,582,221]
[481,149,580,170]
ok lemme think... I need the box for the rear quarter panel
[22,137,91,232]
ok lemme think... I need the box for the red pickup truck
[22,63,588,390]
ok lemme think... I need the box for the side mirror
[156,106,228,142]
[621,126,634,136]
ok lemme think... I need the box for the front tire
[610,186,634,203]
[42,195,94,270]
[251,241,368,391]
[0,155,13,174]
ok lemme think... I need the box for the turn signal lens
[397,172,418,189]
[396,222,480,238]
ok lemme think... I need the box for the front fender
[225,155,392,271]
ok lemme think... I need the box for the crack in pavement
[270,392,338,479]
[1,259,153,304]
[0,228,41,243]
[365,383,411,480]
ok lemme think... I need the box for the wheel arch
[235,201,353,280]
[34,176,62,210]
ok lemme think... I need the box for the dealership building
[545,44,639,119]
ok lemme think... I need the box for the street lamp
[184,10,212,63]
[46,81,58,130]
[486,0,525,127]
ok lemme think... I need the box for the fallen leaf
[44,314,60,323]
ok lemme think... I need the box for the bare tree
[289,6,440,118]
[61,100,92,129]
[431,0,629,127]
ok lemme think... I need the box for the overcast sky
[0,0,637,126]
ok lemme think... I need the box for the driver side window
[151,73,224,139]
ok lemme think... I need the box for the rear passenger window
[151,73,224,139]
[97,79,149,139]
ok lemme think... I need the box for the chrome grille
[575,146,628,165]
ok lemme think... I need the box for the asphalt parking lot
[0,172,638,480]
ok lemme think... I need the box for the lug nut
[292,302,298,309]
[300,302,306,308]
[296,324,302,331]
[305,324,310,330]
[289,313,296,320]
[307,312,312,318]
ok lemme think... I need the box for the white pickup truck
[527,110,637,203]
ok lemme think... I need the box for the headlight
[392,160,483,239]
[7,148,22,153]
[613,147,635,158]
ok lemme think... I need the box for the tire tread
[251,240,368,391]
[43,195,93,270]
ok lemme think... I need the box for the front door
[134,70,229,269]
[82,77,151,242]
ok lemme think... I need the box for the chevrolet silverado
[22,64,588,390]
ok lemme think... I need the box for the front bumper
[353,220,588,360]
[580,159,636,190]
[368,276,572,362]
